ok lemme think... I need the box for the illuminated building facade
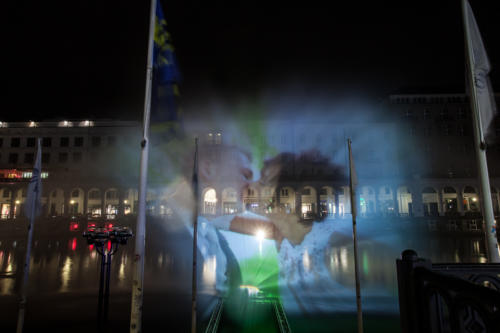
[1,92,500,222]
[0,120,141,219]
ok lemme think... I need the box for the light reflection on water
[0,231,489,306]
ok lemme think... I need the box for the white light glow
[239,285,260,296]
[255,229,266,240]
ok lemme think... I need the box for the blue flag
[152,2,181,124]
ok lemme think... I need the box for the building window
[73,152,82,162]
[457,108,466,119]
[410,125,417,136]
[42,137,52,147]
[90,151,100,161]
[0,138,3,147]
[74,137,84,147]
[89,190,100,199]
[106,190,118,199]
[58,153,68,163]
[424,126,432,136]
[319,188,327,195]
[440,108,448,118]
[27,137,36,147]
[60,137,69,147]
[24,153,34,164]
[71,190,79,197]
[281,189,289,197]
[302,188,311,195]
[8,153,18,164]
[215,133,222,145]
[42,153,50,164]
[458,125,466,136]
[2,190,9,198]
[443,124,451,136]
[423,109,430,119]
[107,136,117,146]
[91,136,101,147]
[11,137,20,147]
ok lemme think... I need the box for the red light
[107,241,112,251]
[89,244,94,251]
[69,222,79,231]
[69,237,77,251]
[107,223,113,229]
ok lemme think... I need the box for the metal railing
[396,249,500,333]
[204,298,224,333]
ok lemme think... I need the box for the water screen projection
[144,102,427,320]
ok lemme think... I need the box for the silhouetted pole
[130,0,157,331]
[191,138,199,333]
[462,0,500,262]
[348,139,363,333]
[16,139,42,333]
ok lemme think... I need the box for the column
[393,186,400,216]
[63,189,70,217]
[9,187,16,219]
[334,187,340,218]
[314,187,320,217]
[457,187,464,216]
[101,189,105,218]
[216,188,222,216]
[276,187,281,213]
[118,188,125,217]
[238,190,244,213]
[83,188,88,218]
[410,185,423,217]
[295,190,302,217]
[437,189,444,216]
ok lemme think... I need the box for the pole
[130,0,157,331]
[462,0,500,262]
[191,138,199,333]
[16,139,41,333]
[97,246,106,330]
[16,188,37,333]
[348,139,363,333]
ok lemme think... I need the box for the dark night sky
[3,0,500,121]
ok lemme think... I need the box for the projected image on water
[143,104,441,331]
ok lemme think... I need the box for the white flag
[24,139,42,218]
[464,0,497,141]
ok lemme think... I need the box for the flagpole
[16,138,41,333]
[191,138,199,333]
[348,139,363,333]
[462,0,500,263]
[130,0,157,331]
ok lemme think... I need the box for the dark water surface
[0,217,487,332]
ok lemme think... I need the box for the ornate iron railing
[396,249,500,333]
